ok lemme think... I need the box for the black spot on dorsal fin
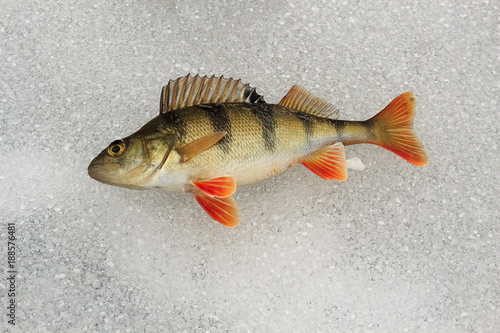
[159,74,265,114]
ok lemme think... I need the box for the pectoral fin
[300,142,347,181]
[193,191,240,227]
[192,176,236,198]
[177,131,227,163]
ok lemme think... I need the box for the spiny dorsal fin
[159,74,265,114]
[278,85,339,119]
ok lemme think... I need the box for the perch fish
[88,74,428,227]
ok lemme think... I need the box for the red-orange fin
[193,192,240,227]
[300,142,347,181]
[370,92,428,167]
[192,176,236,198]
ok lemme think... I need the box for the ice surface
[1,0,499,331]
[347,157,365,171]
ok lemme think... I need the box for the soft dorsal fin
[159,74,265,114]
[278,85,339,119]
[176,131,227,163]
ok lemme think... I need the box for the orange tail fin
[370,92,428,166]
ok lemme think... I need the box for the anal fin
[193,192,240,227]
[300,142,347,181]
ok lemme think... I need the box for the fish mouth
[87,162,148,190]
[87,161,120,182]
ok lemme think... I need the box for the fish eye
[108,141,125,156]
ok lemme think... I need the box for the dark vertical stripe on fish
[295,111,314,145]
[205,104,232,154]
[249,104,276,152]
[334,120,346,140]
[162,111,187,138]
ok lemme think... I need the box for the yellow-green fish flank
[88,74,428,227]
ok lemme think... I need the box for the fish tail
[369,92,428,166]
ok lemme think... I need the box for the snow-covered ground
[1,0,498,331]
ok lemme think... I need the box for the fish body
[143,103,369,189]
[88,74,428,227]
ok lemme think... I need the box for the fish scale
[88,74,428,227]
[158,103,338,182]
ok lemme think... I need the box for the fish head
[88,120,177,189]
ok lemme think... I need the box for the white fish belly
[229,154,302,186]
